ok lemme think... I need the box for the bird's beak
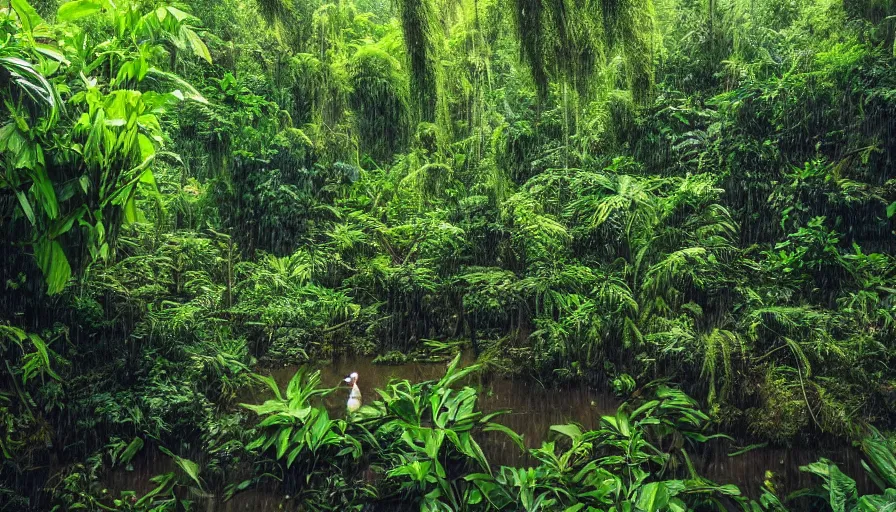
[344,377,352,383]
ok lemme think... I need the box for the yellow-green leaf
[11,0,45,35]
[57,0,103,22]
[183,27,212,64]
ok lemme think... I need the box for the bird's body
[345,372,361,413]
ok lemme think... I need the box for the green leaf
[29,165,59,219]
[0,123,17,151]
[57,0,103,22]
[286,444,305,468]
[123,196,138,224]
[862,436,896,489]
[49,207,86,239]
[158,447,203,490]
[799,459,857,512]
[245,436,266,451]
[119,437,144,464]
[11,0,45,35]
[137,133,156,161]
[550,423,583,442]
[856,489,896,512]
[24,333,59,381]
[15,190,35,225]
[728,442,768,457]
[636,482,669,512]
[668,497,687,512]
[251,373,283,400]
[33,43,70,65]
[144,68,207,103]
[183,27,212,64]
[483,423,525,452]
[164,6,193,22]
[276,427,293,459]
[35,239,71,295]
[437,352,481,388]
[827,466,858,512]
[887,201,896,218]
[0,57,58,120]
[257,414,293,427]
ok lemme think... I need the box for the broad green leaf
[245,436,266,451]
[33,43,70,65]
[123,196,138,223]
[11,0,45,35]
[29,165,59,219]
[251,373,282,400]
[0,57,58,119]
[550,423,583,442]
[799,459,857,512]
[286,445,303,468]
[137,133,156,161]
[635,482,669,512]
[35,239,71,295]
[164,6,192,22]
[862,436,896,489]
[0,123,17,151]
[454,433,489,474]
[483,423,525,452]
[276,427,293,459]
[183,27,212,64]
[827,466,859,512]
[257,414,293,427]
[630,400,660,421]
[437,352,481,389]
[57,0,103,22]
[145,68,207,103]
[668,497,687,512]
[135,472,176,508]
[119,437,144,464]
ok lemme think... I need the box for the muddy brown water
[104,354,875,510]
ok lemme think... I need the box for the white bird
[344,372,361,413]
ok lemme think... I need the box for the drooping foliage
[509,0,656,103]
[348,43,410,160]
[396,0,443,123]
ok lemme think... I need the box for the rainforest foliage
[1,0,896,509]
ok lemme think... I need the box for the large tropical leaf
[57,0,104,22]
[799,459,858,512]
[35,239,71,295]
[862,435,896,491]
[0,56,60,122]
[636,482,670,512]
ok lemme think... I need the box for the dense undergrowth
[1,0,896,509]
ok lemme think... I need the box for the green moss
[372,350,409,365]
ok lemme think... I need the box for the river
[104,353,874,510]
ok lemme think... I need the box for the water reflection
[105,354,874,508]
[292,353,618,466]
